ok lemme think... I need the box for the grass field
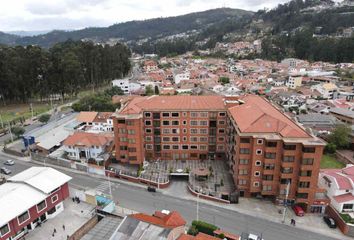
[0,103,51,123]
[320,154,346,169]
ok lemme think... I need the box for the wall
[326,205,354,237]
[68,215,98,240]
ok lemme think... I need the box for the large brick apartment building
[113,95,328,212]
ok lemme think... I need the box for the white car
[4,160,15,166]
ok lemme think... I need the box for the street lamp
[282,181,291,224]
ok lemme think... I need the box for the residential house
[286,75,303,89]
[311,83,339,99]
[112,79,142,95]
[329,108,354,124]
[296,113,337,134]
[319,165,354,213]
[63,132,114,163]
[76,112,114,132]
[0,167,71,240]
[109,210,186,240]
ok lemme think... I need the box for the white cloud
[0,0,290,31]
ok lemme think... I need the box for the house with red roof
[319,165,354,213]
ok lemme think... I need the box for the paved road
[0,155,344,240]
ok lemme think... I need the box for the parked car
[241,232,264,240]
[292,205,305,216]
[147,186,156,192]
[0,167,12,175]
[323,216,336,228]
[4,160,15,166]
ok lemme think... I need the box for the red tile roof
[93,112,113,123]
[228,95,310,138]
[130,211,186,228]
[119,95,226,114]
[76,111,98,123]
[63,132,114,147]
[333,193,354,203]
[321,166,354,190]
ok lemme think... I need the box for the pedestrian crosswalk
[95,182,110,193]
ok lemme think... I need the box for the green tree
[11,126,25,138]
[325,143,337,154]
[219,76,230,85]
[154,86,160,95]
[145,85,154,96]
[328,124,351,149]
[104,86,124,97]
[38,114,51,124]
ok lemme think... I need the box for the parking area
[26,198,95,240]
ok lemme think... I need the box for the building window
[255,161,262,166]
[36,200,47,213]
[299,170,312,177]
[146,144,153,150]
[299,182,310,188]
[172,120,179,126]
[172,145,179,150]
[217,145,224,151]
[254,171,261,177]
[239,169,248,175]
[296,193,308,199]
[128,129,135,135]
[253,182,260,187]
[218,128,225,134]
[162,129,170,134]
[218,137,225,142]
[190,128,198,134]
[200,137,208,142]
[281,167,293,174]
[199,129,208,134]
[191,112,198,118]
[162,137,170,142]
[303,147,316,153]
[190,120,198,126]
[0,224,10,237]
[51,194,59,203]
[343,204,354,211]
[190,137,198,142]
[183,121,187,125]
[182,145,188,150]
[264,164,275,170]
[283,144,296,150]
[263,185,272,191]
[162,112,170,117]
[172,137,179,142]
[239,179,247,185]
[200,112,208,118]
[219,112,226,117]
[171,112,179,117]
[144,112,151,118]
[145,136,152,142]
[240,138,250,143]
[262,175,273,181]
[240,148,250,154]
[257,139,263,145]
[239,159,249,165]
[172,129,179,134]
[283,156,295,162]
[183,128,187,134]
[117,119,125,124]
[145,120,152,126]
[266,141,277,148]
[199,120,208,126]
[302,158,314,165]
[199,145,207,150]
[218,120,225,125]
[126,120,134,126]
[145,128,152,133]
[162,120,170,126]
[17,211,30,225]
[183,137,187,141]
[190,145,198,150]
[182,112,187,117]
[265,152,276,159]
[163,145,171,150]
[256,149,262,155]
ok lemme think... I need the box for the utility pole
[0,113,3,128]
[282,181,290,223]
[197,193,200,221]
[7,121,13,142]
[30,103,34,119]
[108,172,113,200]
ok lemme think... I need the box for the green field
[0,103,51,123]
[320,154,346,169]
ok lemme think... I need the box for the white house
[76,112,114,132]
[319,165,354,213]
[174,71,190,84]
[311,83,339,99]
[286,75,303,89]
[112,79,142,94]
[63,132,114,163]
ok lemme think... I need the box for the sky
[0,0,292,32]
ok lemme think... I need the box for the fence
[31,153,88,173]
[325,205,354,237]
[68,215,98,240]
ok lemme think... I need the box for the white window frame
[0,223,10,237]
[51,194,59,204]
[254,171,261,177]
[255,161,262,166]
[36,199,47,213]
[17,211,30,226]
[253,181,260,187]
[257,139,264,145]
[256,149,263,155]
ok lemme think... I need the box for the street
[0,155,344,240]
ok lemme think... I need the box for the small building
[0,167,71,240]
[311,83,339,99]
[329,108,354,124]
[319,165,354,213]
[112,79,142,95]
[63,132,114,163]
[110,210,186,240]
[296,113,337,133]
[286,75,302,89]
[76,111,114,132]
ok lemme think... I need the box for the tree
[104,86,124,97]
[219,76,230,85]
[11,126,25,138]
[328,124,351,149]
[325,143,337,154]
[145,85,154,96]
[38,114,51,124]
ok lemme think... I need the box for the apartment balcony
[280,172,294,179]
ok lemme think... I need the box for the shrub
[191,220,218,236]
[325,143,337,154]
[187,225,198,236]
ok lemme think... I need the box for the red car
[292,205,305,216]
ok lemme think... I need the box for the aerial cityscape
[0,0,354,240]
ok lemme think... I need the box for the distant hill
[0,8,253,48]
[0,31,18,45]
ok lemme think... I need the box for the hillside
[0,8,253,48]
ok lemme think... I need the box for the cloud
[0,0,290,31]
